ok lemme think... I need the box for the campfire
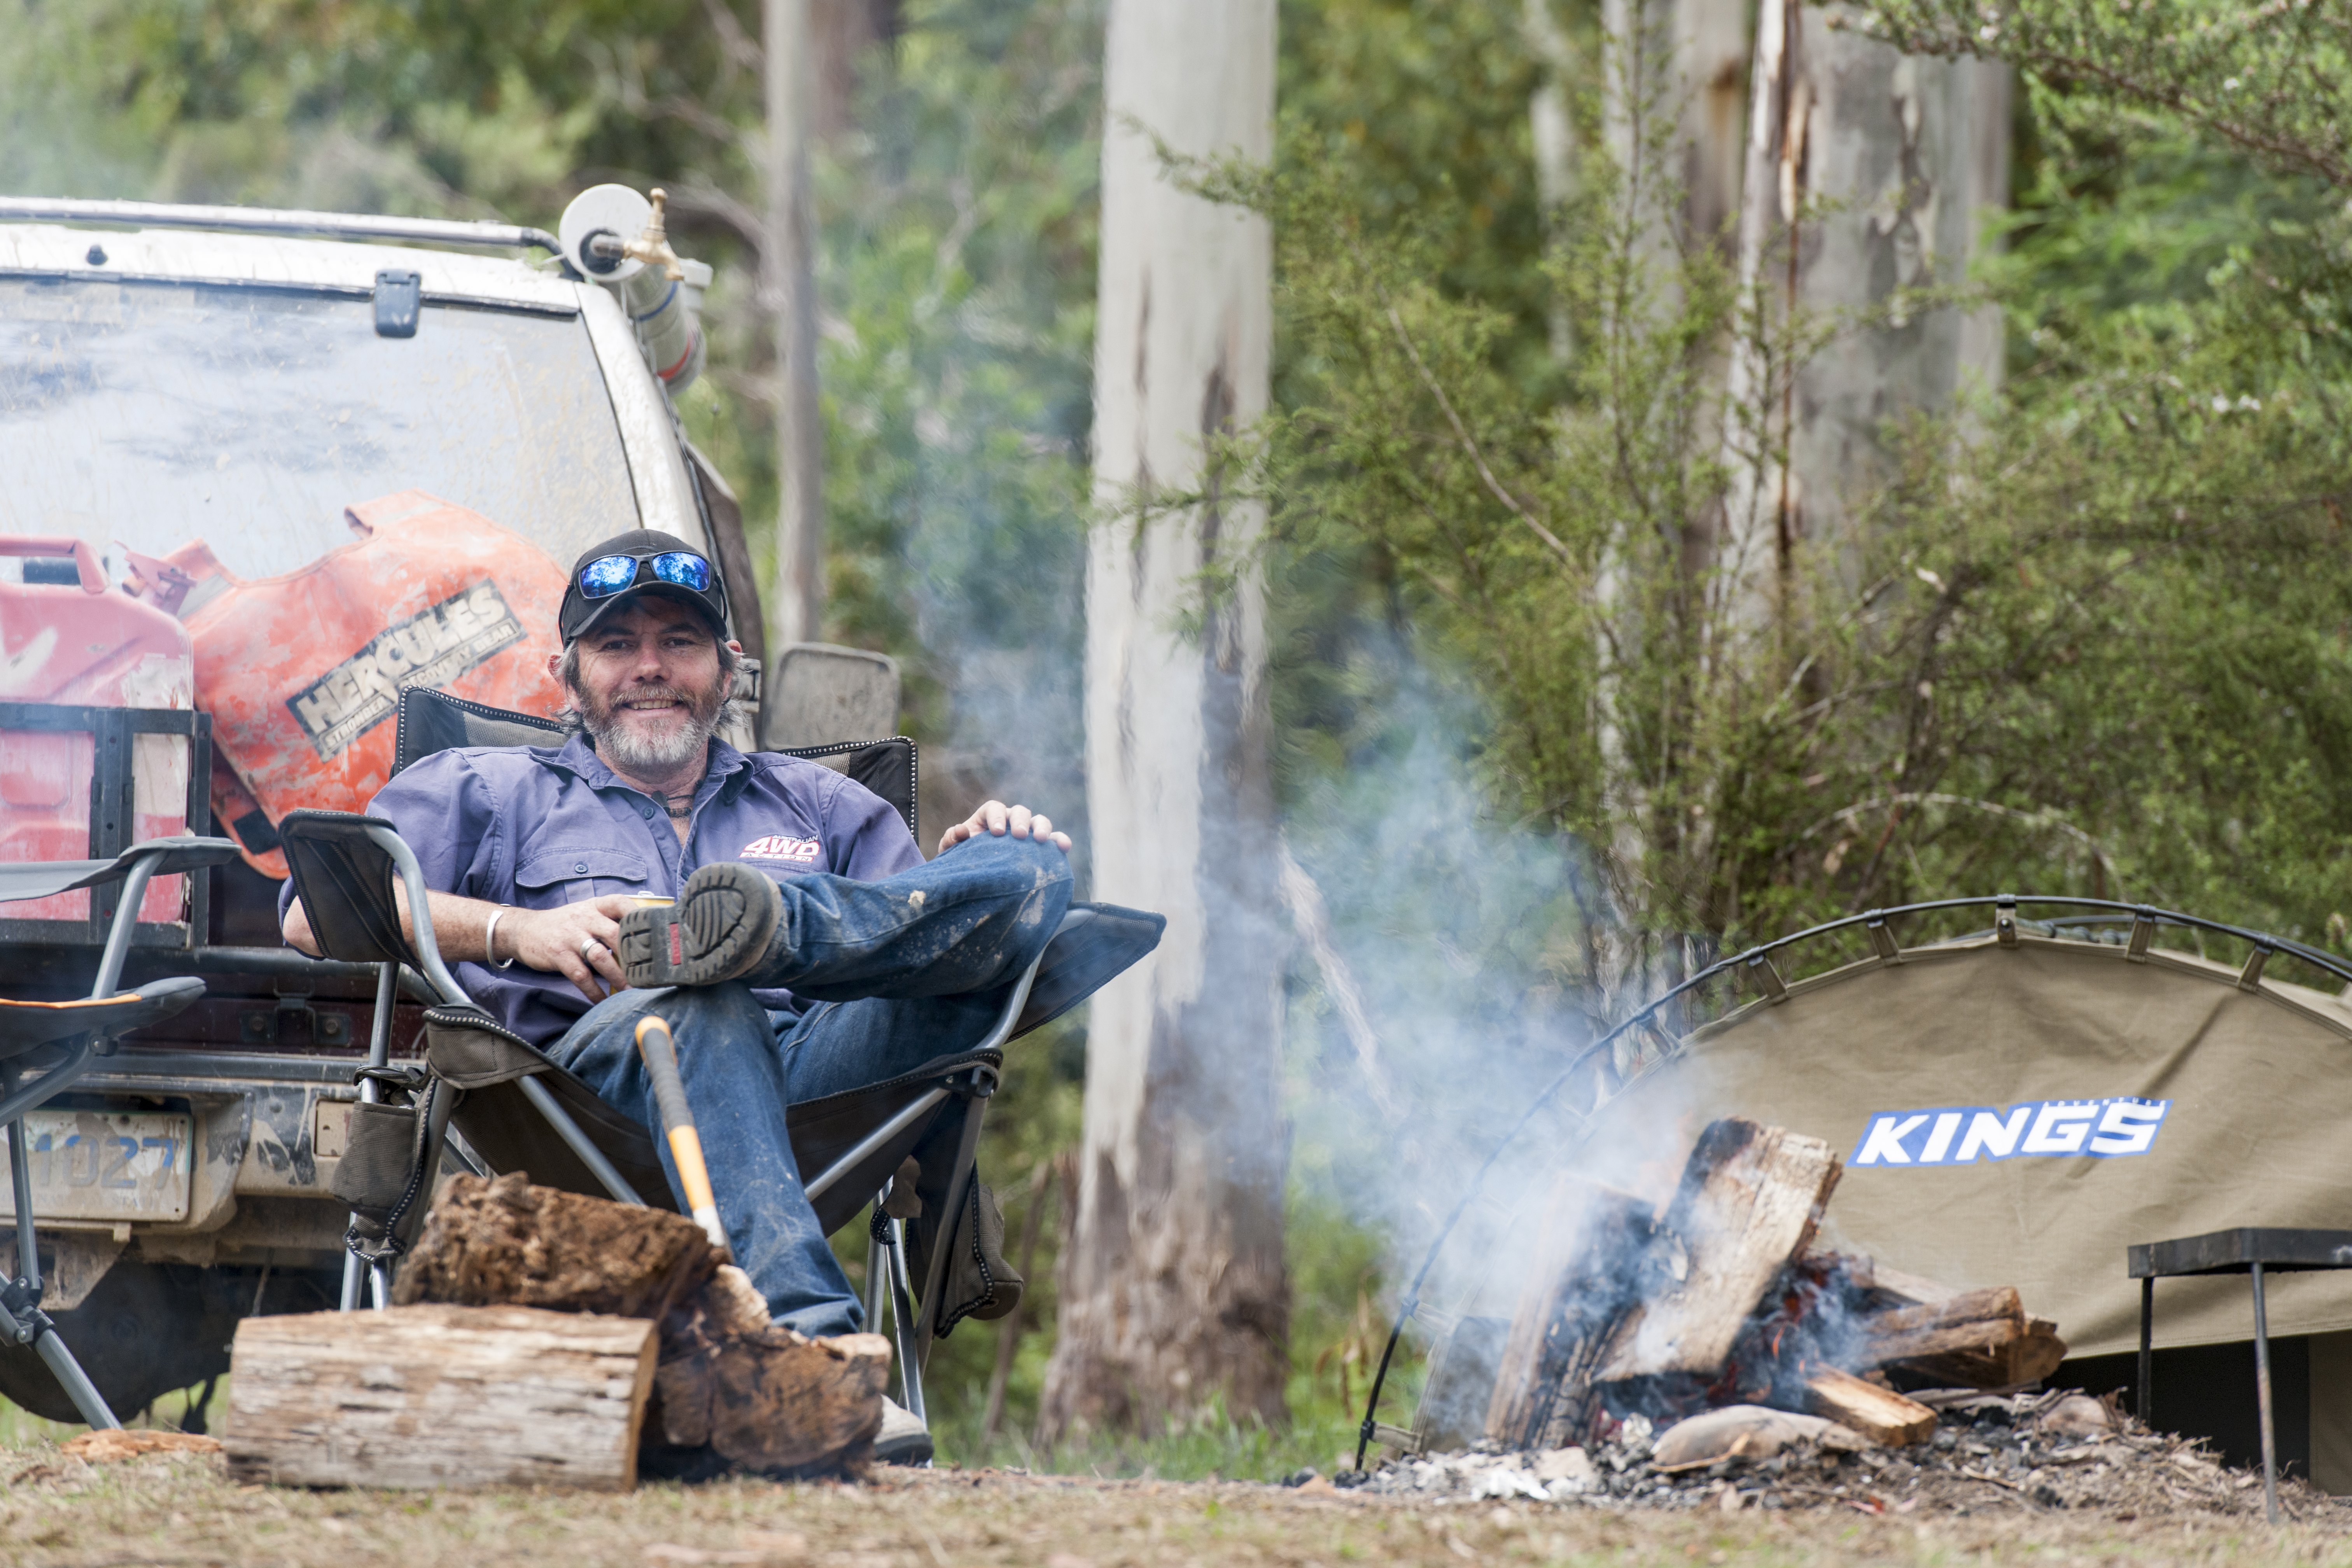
[1335,1118,2328,1520]
[1470,1118,2067,1454]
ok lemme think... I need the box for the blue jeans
[544,833,1073,1336]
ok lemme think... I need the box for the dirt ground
[5,1448,2352,1568]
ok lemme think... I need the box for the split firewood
[1892,1318,2068,1390]
[1861,1287,2069,1389]
[1482,1174,1654,1449]
[394,1171,721,1320]
[1596,1119,1842,1384]
[1864,1286,2026,1363]
[1803,1363,1936,1446]
[223,1304,657,1489]
[399,1175,888,1475]
[652,1265,892,1474]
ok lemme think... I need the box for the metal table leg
[2252,1261,2279,1525]
[2138,1276,2154,1427]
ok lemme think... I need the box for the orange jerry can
[0,536,199,931]
[136,493,571,878]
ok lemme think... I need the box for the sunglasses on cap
[576,550,714,600]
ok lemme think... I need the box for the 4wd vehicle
[0,189,766,1421]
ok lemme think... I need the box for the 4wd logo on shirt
[740,834,822,866]
[287,581,525,759]
[1850,1097,2172,1167]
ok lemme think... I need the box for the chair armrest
[0,836,238,907]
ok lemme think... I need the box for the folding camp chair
[0,835,239,1428]
[282,686,1160,1419]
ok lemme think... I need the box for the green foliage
[1206,0,2352,1035]
[1857,0,2352,193]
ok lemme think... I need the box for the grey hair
[554,640,759,738]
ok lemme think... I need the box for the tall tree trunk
[1589,0,1747,1012]
[1040,0,1287,1439]
[1525,0,1577,362]
[1601,0,1749,267]
[1719,0,2010,622]
[806,0,902,140]
[766,0,826,649]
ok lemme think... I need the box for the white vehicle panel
[0,224,579,311]
[0,222,711,579]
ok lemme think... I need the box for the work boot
[874,1396,933,1466]
[618,863,781,989]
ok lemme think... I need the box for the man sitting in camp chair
[280,530,1073,1463]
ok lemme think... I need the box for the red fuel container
[0,536,196,930]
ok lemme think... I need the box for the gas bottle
[0,536,196,926]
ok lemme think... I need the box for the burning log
[1802,1364,1937,1446]
[1850,1274,2071,1390]
[1864,1286,2027,1363]
[1458,1121,2070,1461]
[1595,1119,1842,1384]
[1482,1174,1654,1449]
[1890,1317,2069,1390]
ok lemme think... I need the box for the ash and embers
[1324,1391,2341,1522]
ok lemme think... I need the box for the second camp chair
[279,688,1161,1423]
[0,835,239,1428]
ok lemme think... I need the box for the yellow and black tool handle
[634,1015,729,1255]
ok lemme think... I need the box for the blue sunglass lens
[578,555,639,598]
[649,551,712,592]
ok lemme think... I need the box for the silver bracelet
[482,906,519,970]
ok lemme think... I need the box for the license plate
[0,1111,193,1223]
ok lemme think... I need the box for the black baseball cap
[559,530,730,644]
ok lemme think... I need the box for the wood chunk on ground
[654,1269,890,1474]
[1804,1364,1937,1446]
[1596,1118,1842,1383]
[394,1170,721,1320]
[223,1304,656,1489]
[1651,1404,1863,1472]
[63,1430,222,1463]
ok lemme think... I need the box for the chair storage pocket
[331,1101,420,1220]
[909,1178,1022,1337]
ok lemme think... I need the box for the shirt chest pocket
[514,847,651,908]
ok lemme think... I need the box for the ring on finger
[580,936,606,962]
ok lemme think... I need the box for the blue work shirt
[280,733,922,1047]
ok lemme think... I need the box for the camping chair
[0,835,239,1428]
[281,685,1160,1420]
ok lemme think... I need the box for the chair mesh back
[395,686,570,773]
[391,684,919,839]
[277,810,417,969]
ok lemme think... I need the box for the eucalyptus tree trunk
[766,0,826,649]
[1039,0,1287,1438]
[1588,0,1748,1016]
[1601,0,1749,264]
[1526,0,1577,362]
[1719,0,2011,621]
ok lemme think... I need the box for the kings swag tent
[1596,926,2352,1491]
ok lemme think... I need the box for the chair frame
[298,816,1053,1412]
[0,835,239,1429]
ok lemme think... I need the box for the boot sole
[620,864,782,988]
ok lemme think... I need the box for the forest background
[4,0,2350,1478]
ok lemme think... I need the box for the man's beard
[581,670,732,773]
